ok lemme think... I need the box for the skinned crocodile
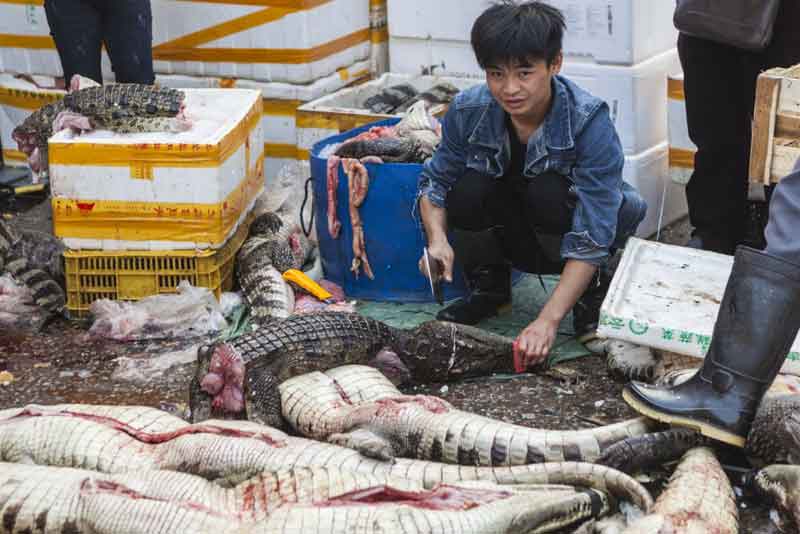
[0,404,653,510]
[280,365,655,465]
[236,212,311,323]
[598,394,800,473]
[0,219,65,315]
[0,462,612,534]
[752,464,800,531]
[191,312,519,427]
[621,447,738,533]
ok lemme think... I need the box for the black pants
[679,0,800,252]
[44,0,155,85]
[446,170,575,275]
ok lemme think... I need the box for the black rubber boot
[573,266,612,343]
[436,264,511,325]
[623,246,800,447]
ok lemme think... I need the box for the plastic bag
[89,281,228,341]
[0,274,48,330]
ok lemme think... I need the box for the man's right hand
[419,240,454,283]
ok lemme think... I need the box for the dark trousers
[44,0,155,85]
[446,170,575,276]
[679,0,800,252]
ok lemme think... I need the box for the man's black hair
[471,1,566,69]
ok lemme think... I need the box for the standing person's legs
[44,0,103,84]
[100,0,155,84]
[679,33,757,254]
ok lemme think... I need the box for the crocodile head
[12,99,65,174]
[395,320,514,382]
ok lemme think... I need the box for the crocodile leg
[752,465,800,531]
[596,428,710,473]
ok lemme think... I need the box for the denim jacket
[417,75,647,265]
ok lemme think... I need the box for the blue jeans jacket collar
[466,77,576,175]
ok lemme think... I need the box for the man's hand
[514,316,559,370]
[418,240,454,283]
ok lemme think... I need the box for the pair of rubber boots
[624,246,800,447]
[436,263,608,342]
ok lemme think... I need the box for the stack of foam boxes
[0,0,382,314]
[0,0,383,178]
[386,0,689,238]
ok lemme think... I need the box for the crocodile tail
[5,256,66,315]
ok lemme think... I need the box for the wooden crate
[750,64,800,185]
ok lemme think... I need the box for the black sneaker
[436,264,511,325]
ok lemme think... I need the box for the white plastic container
[668,73,695,185]
[295,72,482,156]
[623,142,688,239]
[599,237,800,375]
[388,41,680,155]
[0,0,370,83]
[49,89,264,251]
[387,0,677,65]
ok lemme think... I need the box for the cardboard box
[0,0,371,84]
[667,72,695,186]
[49,89,263,251]
[750,64,800,185]
[600,238,800,375]
[387,0,676,65]
[295,72,482,156]
[387,40,680,155]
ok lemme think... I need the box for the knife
[423,246,444,306]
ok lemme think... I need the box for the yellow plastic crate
[64,214,253,318]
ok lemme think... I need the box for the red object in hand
[513,338,525,373]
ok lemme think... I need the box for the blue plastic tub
[310,119,470,303]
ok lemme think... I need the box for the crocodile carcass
[0,404,653,510]
[280,365,654,465]
[0,462,615,534]
[190,312,518,427]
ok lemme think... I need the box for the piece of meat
[326,156,342,239]
[342,158,374,280]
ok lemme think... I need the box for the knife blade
[423,247,444,306]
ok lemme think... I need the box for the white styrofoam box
[1,0,370,83]
[49,89,263,251]
[296,72,482,155]
[624,142,687,239]
[1,61,370,180]
[387,0,676,65]
[668,72,695,186]
[599,237,800,375]
[160,60,371,176]
[0,73,63,168]
[389,40,679,154]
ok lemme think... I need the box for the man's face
[485,54,562,119]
